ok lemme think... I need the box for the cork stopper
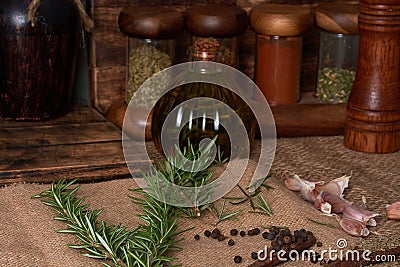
[184,5,248,37]
[315,2,359,35]
[250,4,313,36]
[118,6,184,39]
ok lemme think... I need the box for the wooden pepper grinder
[344,0,400,153]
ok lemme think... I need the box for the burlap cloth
[1,136,399,266]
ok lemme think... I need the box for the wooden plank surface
[0,107,132,185]
[0,122,121,149]
[0,107,105,127]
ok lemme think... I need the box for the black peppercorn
[234,255,242,263]
[277,239,284,247]
[217,235,226,242]
[268,233,275,240]
[294,230,299,237]
[230,229,238,236]
[194,234,200,240]
[281,244,290,251]
[316,241,323,247]
[240,230,246,237]
[248,229,255,236]
[204,230,211,237]
[211,228,221,239]
[228,239,235,246]
[281,229,290,237]
[283,236,292,244]
[272,245,281,252]
[253,228,261,235]
[212,228,221,236]
[251,252,258,260]
[262,232,269,239]
[270,226,279,234]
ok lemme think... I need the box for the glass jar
[118,6,184,104]
[151,38,257,159]
[184,5,248,68]
[191,36,238,67]
[255,35,303,105]
[126,38,174,104]
[315,2,359,104]
[250,4,313,105]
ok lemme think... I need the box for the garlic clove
[339,215,370,237]
[284,178,301,191]
[342,205,379,224]
[314,192,332,214]
[366,218,377,227]
[320,191,353,213]
[386,201,400,220]
[291,175,324,203]
[315,175,350,197]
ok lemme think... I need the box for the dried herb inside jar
[127,45,172,103]
[316,67,356,104]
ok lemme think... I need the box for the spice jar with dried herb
[184,5,248,68]
[118,6,184,104]
[315,2,359,104]
[250,4,313,105]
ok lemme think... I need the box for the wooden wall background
[88,0,348,114]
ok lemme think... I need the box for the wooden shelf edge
[107,99,346,138]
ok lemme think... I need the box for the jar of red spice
[250,4,313,105]
[184,5,248,68]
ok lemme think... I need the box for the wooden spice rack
[88,0,347,138]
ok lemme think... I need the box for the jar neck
[189,48,223,62]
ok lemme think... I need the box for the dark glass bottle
[0,0,80,120]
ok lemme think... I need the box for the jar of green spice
[315,2,359,104]
[118,6,184,105]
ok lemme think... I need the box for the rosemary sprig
[306,217,335,228]
[228,174,273,216]
[210,199,242,225]
[33,179,183,267]
[248,173,273,192]
[249,195,273,216]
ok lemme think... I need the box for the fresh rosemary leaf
[211,200,242,225]
[306,217,335,228]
